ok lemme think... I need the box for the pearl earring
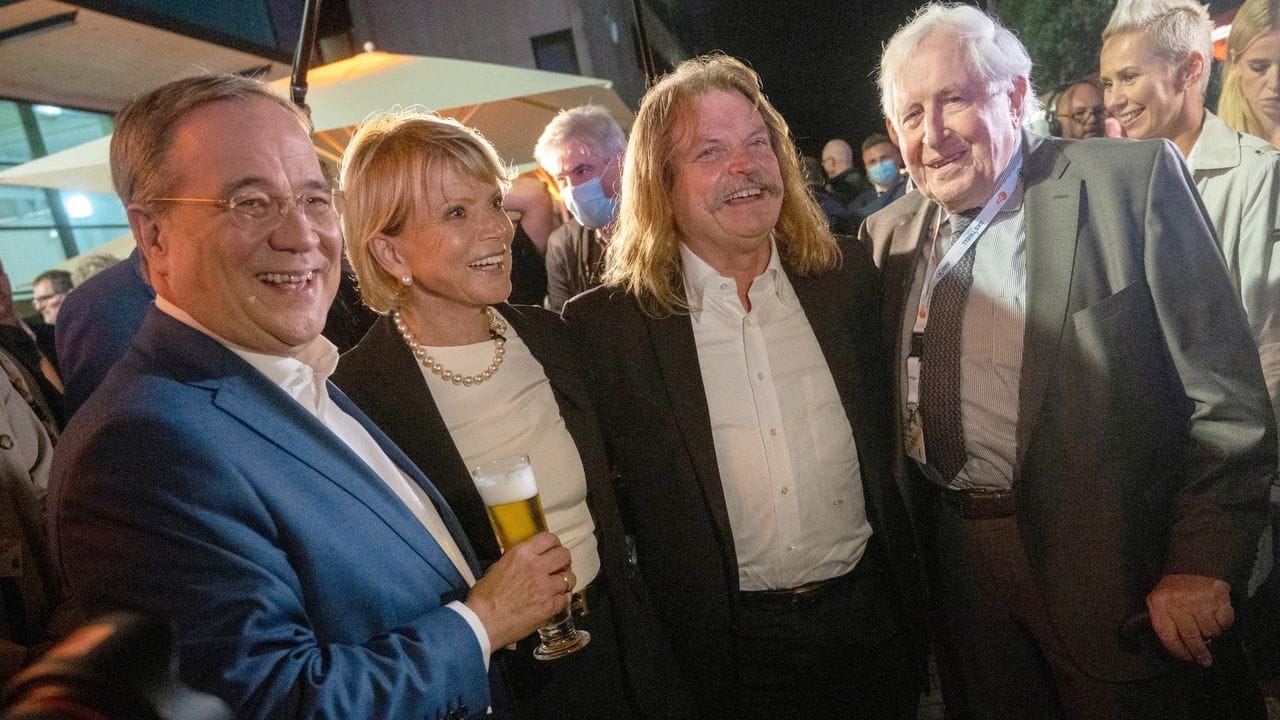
[401,275,412,286]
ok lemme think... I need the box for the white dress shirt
[680,241,871,592]
[154,297,492,664]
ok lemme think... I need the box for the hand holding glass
[471,454,590,660]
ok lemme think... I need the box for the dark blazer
[561,238,926,713]
[55,248,154,414]
[860,131,1277,681]
[332,304,690,719]
[49,309,501,720]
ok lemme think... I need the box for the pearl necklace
[391,307,507,387]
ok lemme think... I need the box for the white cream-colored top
[420,317,600,591]
[154,296,491,665]
[680,241,871,592]
[1186,111,1280,434]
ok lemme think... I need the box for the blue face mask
[564,176,620,229]
[868,160,901,187]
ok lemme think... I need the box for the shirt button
[769,428,777,436]
[756,372,764,381]
[780,486,788,495]
[787,543,796,552]
[719,283,728,290]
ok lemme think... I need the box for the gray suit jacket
[860,131,1277,681]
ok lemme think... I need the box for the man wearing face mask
[855,132,908,218]
[534,106,626,312]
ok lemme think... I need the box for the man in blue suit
[47,74,573,720]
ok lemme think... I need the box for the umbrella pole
[630,0,658,87]
[291,0,324,109]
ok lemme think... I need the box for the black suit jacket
[562,238,926,713]
[332,303,690,719]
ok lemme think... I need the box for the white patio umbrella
[0,51,633,194]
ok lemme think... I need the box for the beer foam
[472,462,538,506]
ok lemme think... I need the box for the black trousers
[927,498,1265,720]
[503,579,636,720]
[730,543,919,720]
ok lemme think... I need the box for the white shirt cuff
[446,600,492,671]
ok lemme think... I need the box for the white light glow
[63,194,93,219]
[32,104,62,116]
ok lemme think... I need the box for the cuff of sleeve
[446,600,491,671]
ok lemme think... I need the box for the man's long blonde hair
[604,54,839,317]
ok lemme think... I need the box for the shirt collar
[1187,111,1240,173]
[154,295,339,417]
[679,237,788,318]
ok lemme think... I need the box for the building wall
[344,0,655,108]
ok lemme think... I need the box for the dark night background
[648,0,1245,162]
[672,0,925,160]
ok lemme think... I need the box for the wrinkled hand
[1146,573,1233,667]
[464,532,573,650]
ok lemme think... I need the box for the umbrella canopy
[0,51,633,194]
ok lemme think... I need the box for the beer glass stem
[533,604,590,661]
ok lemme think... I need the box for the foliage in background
[994,0,1116,94]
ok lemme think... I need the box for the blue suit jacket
[49,308,502,719]
[55,248,154,414]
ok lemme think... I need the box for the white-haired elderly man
[861,4,1275,718]
[533,105,626,311]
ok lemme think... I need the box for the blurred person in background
[68,253,121,286]
[855,132,907,217]
[28,270,71,376]
[1220,0,1280,149]
[29,271,70,327]
[534,106,625,312]
[1053,78,1108,139]
[820,137,872,209]
[332,109,689,720]
[501,173,558,306]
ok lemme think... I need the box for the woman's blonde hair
[1219,0,1280,139]
[604,54,838,317]
[339,108,511,314]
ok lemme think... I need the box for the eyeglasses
[32,292,64,306]
[144,189,344,233]
[1057,106,1107,123]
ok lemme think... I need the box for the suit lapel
[180,330,469,588]
[642,310,736,562]
[329,384,485,579]
[1016,134,1080,466]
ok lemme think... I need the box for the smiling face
[669,90,784,268]
[136,97,340,357]
[1236,30,1280,133]
[376,164,514,320]
[891,32,1024,214]
[1100,31,1197,142]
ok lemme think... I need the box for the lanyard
[917,148,1022,324]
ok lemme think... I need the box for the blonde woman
[332,109,688,720]
[1221,0,1280,148]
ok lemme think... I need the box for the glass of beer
[470,454,590,661]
